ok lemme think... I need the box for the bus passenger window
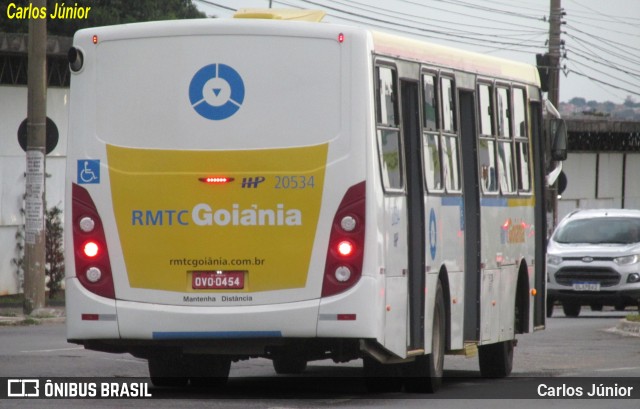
[376,67,398,126]
[496,87,511,137]
[479,139,497,193]
[498,141,515,194]
[422,74,438,131]
[513,88,527,137]
[377,129,403,190]
[423,133,442,191]
[442,135,460,191]
[516,142,531,191]
[513,87,531,192]
[478,84,494,136]
[441,77,456,132]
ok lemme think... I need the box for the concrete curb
[613,318,640,337]
[0,307,66,326]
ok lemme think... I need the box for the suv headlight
[614,254,639,265]
[547,254,563,265]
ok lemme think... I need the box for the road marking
[20,346,84,354]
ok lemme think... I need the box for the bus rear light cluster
[322,181,365,297]
[72,183,115,299]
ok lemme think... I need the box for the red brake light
[72,183,115,299]
[322,181,366,297]
[337,240,354,257]
[83,241,99,258]
[199,176,234,184]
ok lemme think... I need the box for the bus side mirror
[550,118,567,161]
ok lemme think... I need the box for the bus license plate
[573,282,600,291]
[192,271,244,290]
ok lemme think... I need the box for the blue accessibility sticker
[78,160,100,184]
[189,64,245,120]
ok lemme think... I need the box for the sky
[193,0,640,104]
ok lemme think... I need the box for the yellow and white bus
[65,10,566,392]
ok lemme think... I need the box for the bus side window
[440,77,460,192]
[513,87,531,192]
[376,65,403,191]
[478,83,498,194]
[422,73,443,192]
[496,86,515,194]
[376,66,398,126]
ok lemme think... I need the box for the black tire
[478,339,514,378]
[562,302,581,317]
[148,355,189,387]
[272,356,307,375]
[590,303,603,311]
[546,297,554,318]
[614,303,626,312]
[187,355,231,387]
[404,280,445,393]
[363,356,403,393]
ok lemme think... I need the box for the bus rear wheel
[404,279,445,393]
[478,339,514,378]
[148,354,188,387]
[187,355,231,387]
[148,354,230,388]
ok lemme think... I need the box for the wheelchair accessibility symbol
[78,160,100,184]
[189,64,245,120]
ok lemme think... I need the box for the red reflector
[92,35,98,44]
[83,241,99,258]
[337,240,354,257]
[82,314,99,321]
[337,314,356,321]
[338,33,345,43]
[199,177,234,184]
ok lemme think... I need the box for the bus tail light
[322,181,365,297]
[72,183,115,299]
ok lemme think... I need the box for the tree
[624,96,639,108]
[569,97,586,107]
[1,0,206,36]
[45,206,64,299]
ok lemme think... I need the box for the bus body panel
[66,20,380,344]
[65,16,550,375]
[66,278,119,340]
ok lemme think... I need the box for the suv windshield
[554,217,640,244]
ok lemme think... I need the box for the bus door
[401,79,426,353]
[376,65,424,358]
[459,89,481,342]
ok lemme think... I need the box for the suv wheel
[562,302,581,317]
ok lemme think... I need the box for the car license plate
[573,282,600,291]
[192,271,245,290]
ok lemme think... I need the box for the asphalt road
[0,306,638,408]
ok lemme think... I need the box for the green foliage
[1,0,206,36]
[12,204,65,299]
[45,206,64,299]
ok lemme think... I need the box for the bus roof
[77,13,540,87]
[371,30,540,86]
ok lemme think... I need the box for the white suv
[547,209,640,317]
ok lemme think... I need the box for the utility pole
[23,0,47,315]
[547,0,563,107]
[546,0,564,232]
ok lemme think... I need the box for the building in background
[0,34,70,295]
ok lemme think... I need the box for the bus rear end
[65,18,378,380]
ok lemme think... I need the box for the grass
[626,313,640,322]
[0,291,65,307]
